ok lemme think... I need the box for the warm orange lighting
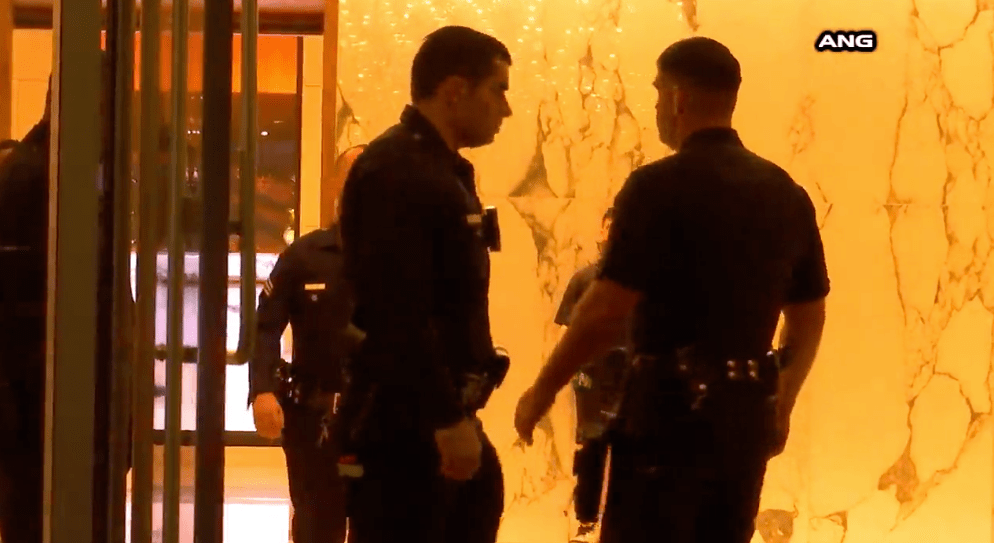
[132,32,298,94]
[336,1,994,542]
[10,29,298,138]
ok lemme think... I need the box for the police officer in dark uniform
[0,83,54,543]
[338,25,513,543]
[554,207,629,542]
[0,57,127,543]
[249,145,365,543]
[515,37,830,543]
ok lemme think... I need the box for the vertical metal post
[44,0,102,541]
[132,0,162,540]
[195,0,233,539]
[162,0,188,539]
[237,0,257,364]
[107,0,135,540]
[320,0,340,226]
[93,0,118,536]
[0,0,12,141]
[292,37,303,236]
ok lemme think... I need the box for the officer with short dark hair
[248,145,365,543]
[554,207,629,542]
[338,25,513,543]
[515,36,830,543]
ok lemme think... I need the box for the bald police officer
[249,145,366,543]
[515,37,830,543]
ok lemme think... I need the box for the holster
[276,360,340,413]
[459,346,511,414]
[335,346,511,475]
[573,347,630,442]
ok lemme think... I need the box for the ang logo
[815,30,877,52]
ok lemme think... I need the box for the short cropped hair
[657,37,741,93]
[411,26,512,102]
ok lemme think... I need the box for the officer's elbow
[782,297,826,351]
[783,297,826,331]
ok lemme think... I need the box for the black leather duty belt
[631,348,781,410]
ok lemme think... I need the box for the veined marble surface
[334,0,993,541]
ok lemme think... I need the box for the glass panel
[224,36,301,433]
[130,34,301,436]
[12,23,300,543]
[126,492,292,543]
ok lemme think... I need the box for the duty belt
[276,362,341,413]
[632,348,781,410]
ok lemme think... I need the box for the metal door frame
[43,0,102,540]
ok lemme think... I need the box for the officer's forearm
[778,298,826,412]
[249,363,281,403]
[534,302,625,405]
[250,330,285,399]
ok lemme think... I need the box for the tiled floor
[124,445,292,543]
[125,499,291,543]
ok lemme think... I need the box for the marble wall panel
[335,0,994,541]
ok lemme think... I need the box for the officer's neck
[413,103,462,153]
[674,117,732,150]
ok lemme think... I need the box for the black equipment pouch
[460,346,510,413]
[276,360,336,411]
[275,359,294,402]
[573,347,630,442]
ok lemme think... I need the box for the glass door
[41,0,312,539]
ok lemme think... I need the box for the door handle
[235,0,259,365]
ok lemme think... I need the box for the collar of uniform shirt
[317,223,342,250]
[399,105,476,181]
[532,278,640,411]
[680,126,742,151]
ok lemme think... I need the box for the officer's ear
[437,76,470,108]
[672,86,691,116]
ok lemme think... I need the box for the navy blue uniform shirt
[339,105,495,432]
[599,127,830,359]
[249,225,354,403]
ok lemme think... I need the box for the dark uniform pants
[346,428,504,543]
[0,324,44,543]
[572,436,609,524]
[282,401,347,543]
[600,391,775,543]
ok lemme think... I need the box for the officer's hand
[434,418,482,481]
[252,392,284,440]
[514,386,554,446]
